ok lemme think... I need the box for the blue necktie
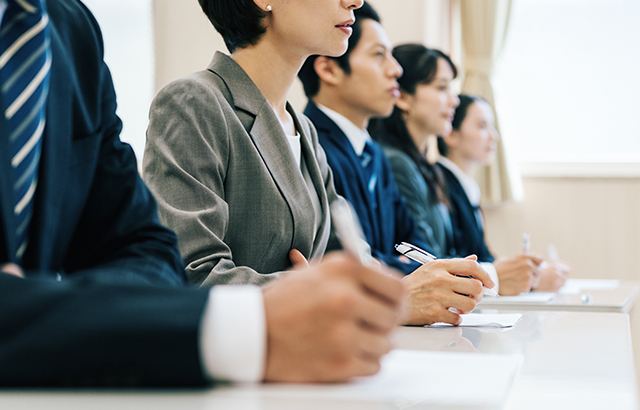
[360,141,377,210]
[0,0,51,264]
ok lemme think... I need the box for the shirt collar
[438,156,482,206]
[316,103,371,156]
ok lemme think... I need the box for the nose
[346,0,364,10]
[450,92,460,108]
[388,55,403,78]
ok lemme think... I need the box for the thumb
[289,249,309,269]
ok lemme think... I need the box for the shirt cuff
[199,285,266,382]
[480,262,499,294]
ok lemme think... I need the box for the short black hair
[198,0,267,53]
[298,1,380,98]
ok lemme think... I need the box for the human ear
[253,0,273,13]
[314,56,344,87]
[395,90,414,113]
[442,130,460,149]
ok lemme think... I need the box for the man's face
[333,19,403,128]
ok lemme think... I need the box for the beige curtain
[460,0,523,204]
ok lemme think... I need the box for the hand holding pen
[395,242,499,297]
[394,242,496,326]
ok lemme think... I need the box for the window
[494,0,640,177]
[81,0,154,165]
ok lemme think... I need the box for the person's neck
[232,39,305,132]
[313,93,370,130]
[446,152,478,177]
[404,118,434,155]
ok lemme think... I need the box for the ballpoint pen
[522,232,531,253]
[330,200,372,265]
[395,241,499,297]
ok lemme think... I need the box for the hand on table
[494,253,544,296]
[402,255,494,326]
[533,260,572,292]
[262,252,405,382]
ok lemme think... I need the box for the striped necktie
[0,0,51,264]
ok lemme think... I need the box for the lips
[336,20,354,35]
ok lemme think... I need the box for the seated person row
[143,0,492,325]
[369,44,570,294]
[0,0,403,387]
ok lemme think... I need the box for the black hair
[437,94,484,157]
[198,0,267,53]
[298,1,380,98]
[370,44,457,206]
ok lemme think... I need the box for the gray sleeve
[142,77,278,287]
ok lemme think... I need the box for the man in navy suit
[0,0,404,387]
[298,2,494,326]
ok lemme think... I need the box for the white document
[428,313,523,328]
[560,279,620,295]
[217,350,522,409]
[480,292,555,304]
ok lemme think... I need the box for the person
[297,2,495,325]
[438,94,571,293]
[142,0,362,287]
[0,0,404,387]
[370,45,560,295]
[369,45,458,261]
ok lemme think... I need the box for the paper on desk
[560,279,620,295]
[480,292,555,304]
[221,350,522,409]
[427,313,523,328]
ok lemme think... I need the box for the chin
[323,41,349,58]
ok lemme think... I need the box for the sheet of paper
[480,292,555,304]
[560,279,620,295]
[216,350,522,409]
[427,313,523,328]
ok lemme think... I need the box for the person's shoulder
[153,70,231,113]
[381,145,419,174]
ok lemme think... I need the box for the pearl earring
[266,5,272,11]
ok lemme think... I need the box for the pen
[330,200,372,265]
[395,242,499,297]
[522,232,530,253]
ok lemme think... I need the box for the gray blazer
[143,52,341,286]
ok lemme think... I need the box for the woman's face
[268,0,364,58]
[399,57,459,137]
[454,100,499,166]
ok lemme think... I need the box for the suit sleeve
[0,274,209,387]
[143,78,278,287]
[385,151,448,258]
[51,0,186,287]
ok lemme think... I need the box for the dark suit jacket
[305,102,433,274]
[0,0,206,387]
[438,164,495,263]
[0,0,185,286]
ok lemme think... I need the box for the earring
[266,5,272,11]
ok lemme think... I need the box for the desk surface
[0,311,636,410]
[478,279,640,313]
[398,311,638,409]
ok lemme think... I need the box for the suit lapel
[208,53,316,256]
[293,109,331,255]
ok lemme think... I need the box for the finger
[441,259,494,289]
[355,326,394,359]
[289,249,309,269]
[448,292,478,314]
[451,275,484,300]
[354,291,401,333]
[355,264,405,307]
[348,355,383,378]
[525,253,545,265]
[464,254,478,261]
[1,263,24,278]
[428,308,462,326]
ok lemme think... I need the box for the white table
[478,279,640,313]
[0,311,636,410]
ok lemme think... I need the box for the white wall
[152,0,640,281]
